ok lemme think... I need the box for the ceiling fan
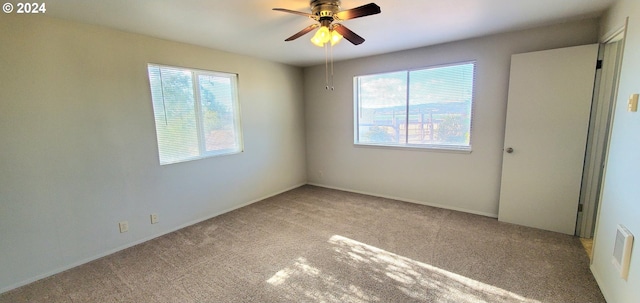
[273,0,381,47]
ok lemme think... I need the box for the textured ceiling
[43,0,615,67]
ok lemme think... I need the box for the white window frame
[147,64,243,165]
[353,61,476,152]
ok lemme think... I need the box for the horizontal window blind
[148,64,242,165]
[354,62,476,151]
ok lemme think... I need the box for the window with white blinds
[354,61,476,151]
[147,64,242,165]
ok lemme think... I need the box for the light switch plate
[629,94,638,112]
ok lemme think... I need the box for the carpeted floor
[0,185,605,303]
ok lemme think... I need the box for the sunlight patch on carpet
[266,235,541,303]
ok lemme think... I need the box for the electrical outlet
[118,221,129,233]
[150,213,159,224]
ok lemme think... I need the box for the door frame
[576,25,626,239]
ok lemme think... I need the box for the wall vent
[612,224,634,280]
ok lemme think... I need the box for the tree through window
[147,64,242,165]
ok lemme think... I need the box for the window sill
[159,149,243,166]
[354,143,472,154]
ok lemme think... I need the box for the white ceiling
[44,0,615,67]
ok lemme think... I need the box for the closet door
[498,44,598,235]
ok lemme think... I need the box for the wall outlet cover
[118,221,129,233]
[150,213,159,224]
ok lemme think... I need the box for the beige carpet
[0,185,605,303]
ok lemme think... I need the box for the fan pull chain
[330,42,335,91]
[325,43,329,90]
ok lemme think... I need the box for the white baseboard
[0,182,306,294]
[306,182,498,218]
[3,181,496,294]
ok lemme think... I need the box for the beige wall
[2,9,627,297]
[592,1,640,302]
[304,19,599,216]
[0,15,306,291]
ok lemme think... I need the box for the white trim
[147,64,243,166]
[353,62,476,151]
[354,142,472,154]
[307,182,498,218]
[2,181,498,294]
[0,182,306,294]
[590,265,612,302]
[599,18,627,44]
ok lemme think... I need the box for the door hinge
[578,204,583,212]
[596,60,603,70]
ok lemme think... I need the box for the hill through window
[354,62,476,151]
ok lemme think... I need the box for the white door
[498,44,599,235]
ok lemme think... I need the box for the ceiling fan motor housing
[311,0,340,20]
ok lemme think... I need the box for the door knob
[505,147,514,153]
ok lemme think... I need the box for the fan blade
[333,24,365,45]
[335,3,381,21]
[273,8,317,20]
[285,24,320,41]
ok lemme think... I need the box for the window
[354,62,476,151]
[147,64,242,165]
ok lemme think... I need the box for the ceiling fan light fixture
[310,26,331,47]
[310,35,325,47]
[274,1,380,47]
[330,29,343,45]
[274,1,381,89]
